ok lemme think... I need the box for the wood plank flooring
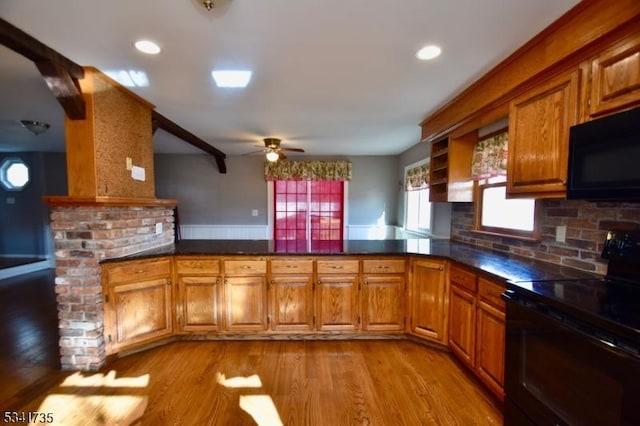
[1,270,502,425]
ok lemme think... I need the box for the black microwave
[567,106,640,200]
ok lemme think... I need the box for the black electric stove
[503,231,640,426]
[507,230,640,349]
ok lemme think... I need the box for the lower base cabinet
[409,258,448,344]
[448,263,506,400]
[102,257,173,354]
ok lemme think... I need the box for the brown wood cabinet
[409,258,448,344]
[316,259,360,331]
[475,277,506,399]
[175,258,222,332]
[507,69,580,198]
[586,32,640,119]
[361,259,406,332]
[223,258,268,332]
[448,265,478,368]
[429,134,476,202]
[446,263,506,400]
[102,257,173,354]
[269,258,314,332]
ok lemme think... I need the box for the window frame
[404,159,432,236]
[473,179,541,241]
[0,157,30,191]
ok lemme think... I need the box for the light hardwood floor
[1,270,502,425]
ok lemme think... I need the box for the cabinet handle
[166,279,171,286]
[330,265,344,269]
[135,269,146,274]
[378,265,390,269]
[241,265,252,269]
[216,278,221,285]
[286,265,298,269]
[224,279,229,285]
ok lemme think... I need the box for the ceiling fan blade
[241,149,265,156]
[280,147,305,152]
[278,151,288,160]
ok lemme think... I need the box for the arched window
[0,158,30,191]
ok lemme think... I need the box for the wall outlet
[155,223,162,235]
[251,209,259,217]
[126,157,133,171]
[6,197,15,205]
[555,225,567,243]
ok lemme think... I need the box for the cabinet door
[269,275,314,332]
[476,300,505,400]
[316,274,359,331]
[588,32,640,118]
[410,259,447,343]
[179,275,223,332]
[448,285,476,368]
[361,275,405,332]
[224,276,268,332]
[105,277,172,353]
[507,70,580,198]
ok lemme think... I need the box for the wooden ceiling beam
[0,17,86,119]
[152,111,227,174]
[35,60,85,120]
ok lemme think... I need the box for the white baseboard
[0,258,54,281]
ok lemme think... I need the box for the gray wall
[0,152,67,256]
[397,141,452,238]
[154,154,399,227]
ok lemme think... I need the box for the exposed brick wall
[451,199,640,275]
[49,205,175,371]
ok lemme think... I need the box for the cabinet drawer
[270,259,313,274]
[175,258,221,274]
[224,260,267,275]
[105,258,172,285]
[362,259,405,274]
[478,277,505,311]
[317,259,359,274]
[450,264,477,292]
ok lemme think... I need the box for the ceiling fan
[253,138,305,162]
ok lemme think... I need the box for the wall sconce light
[20,120,50,136]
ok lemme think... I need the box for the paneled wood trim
[420,0,640,141]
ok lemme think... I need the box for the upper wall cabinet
[586,32,640,119]
[429,133,476,202]
[507,70,580,198]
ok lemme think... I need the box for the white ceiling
[0,0,580,157]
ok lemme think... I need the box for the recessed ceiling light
[416,45,442,61]
[134,40,161,55]
[211,70,252,88]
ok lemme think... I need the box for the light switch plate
[251,209,259,217]
[155,223,162,234]
[555,225,566,243]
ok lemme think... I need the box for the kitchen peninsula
[100,238,600,400]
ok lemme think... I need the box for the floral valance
[405,162,429,191]
[264,160,352,181]
[471,130,508,180]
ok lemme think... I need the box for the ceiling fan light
[266,150,279,162]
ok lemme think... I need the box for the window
[474,176,539,239]
[273,180,345,249]
[0,158,30,191]
[404,160,431,235]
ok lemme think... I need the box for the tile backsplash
[451,199,640,275]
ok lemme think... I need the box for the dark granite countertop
[102,239,603,284]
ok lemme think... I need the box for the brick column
[49,204,175,371]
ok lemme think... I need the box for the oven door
[503,291,640,426]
